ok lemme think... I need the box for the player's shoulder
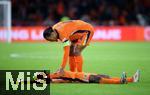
[53,21,62,27]
[52,21,64,30]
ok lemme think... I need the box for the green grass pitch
[0,42,150,95]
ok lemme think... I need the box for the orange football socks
[100,77,133,84]
[69,56,83,72]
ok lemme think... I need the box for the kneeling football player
[43,20,94,74]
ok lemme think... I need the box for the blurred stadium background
[0,0,150,95]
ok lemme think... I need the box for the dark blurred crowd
[12,0,150,26]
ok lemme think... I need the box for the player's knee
[69,45,83,56]
[69,49,81,56]
[89,75,101,83]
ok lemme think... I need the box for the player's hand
[57,67,65,76]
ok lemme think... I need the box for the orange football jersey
[52,20,94,42]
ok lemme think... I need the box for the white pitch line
[9,53,55,59]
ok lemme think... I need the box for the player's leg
[49,70,91,83]
[69,43,85,72]
[89,75,121,84]
[89,72,127,84]
[100,72,128,84]
[69,33,83,72]
[100,78,125,84]
[110,70,140,83]
[69,56,76,72]
[112,77,133,82]
[75,30,94,72]
[69,30,93,72]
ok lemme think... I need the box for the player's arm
[58,40,71,74]
[61,40,70,68]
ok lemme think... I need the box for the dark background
[12,0,150,26]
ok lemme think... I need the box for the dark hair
[43,27,53,39]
